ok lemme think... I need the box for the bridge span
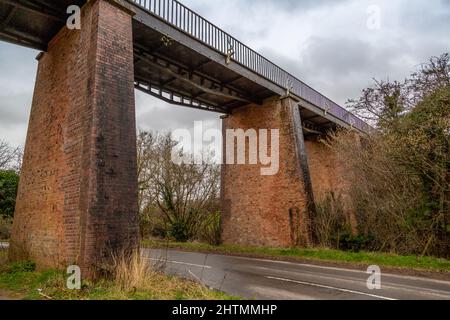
[0,0,367,132]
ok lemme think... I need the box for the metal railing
[129,0,368,132]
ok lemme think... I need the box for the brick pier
[9,0,139,276]
[221,96,350,247]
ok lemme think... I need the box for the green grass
[0,249,238,300]
[142,239,450,273]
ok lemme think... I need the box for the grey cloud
[259,33,444,106]
[399,3,450,38]
[249,0,350,10]
[180,0,351,44]
[0,43,36,146]
[182,0,349,14]
[0,93,32,126]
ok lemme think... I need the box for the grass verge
[143,239,450,273]
[0,249,238,300]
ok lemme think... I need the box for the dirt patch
[0,289,23,300]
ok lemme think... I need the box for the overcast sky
[0,0,449,147]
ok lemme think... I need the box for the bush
[0,170,19,218]
[314,192,350,248]
[315,193,373,252]
[3,260,36,274]
[169,221,192,243]
[0,216,12,240]
[336,233,373,252]
[137,131,221,244]
[199,211,222,246]
[324,85,450,258]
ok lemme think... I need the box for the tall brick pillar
[9,0,139,276]
[221,97,314,247]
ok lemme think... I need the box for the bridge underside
[0,0,341,134]
[0,0,85,49]
[133,16,275,113]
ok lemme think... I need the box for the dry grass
[112,250,151,291]
[0,217,12,240]
[0,248,8,266]
[0,248,236,300]
[110,250,218,300]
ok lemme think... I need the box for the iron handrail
[130,0,368,132]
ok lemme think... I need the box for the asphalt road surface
[145,249,450,300]
[1,243,448,300]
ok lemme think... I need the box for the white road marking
[148,257,212,269]
[254,265,450,298]
[266,276,397,300]
[221,254,450,285]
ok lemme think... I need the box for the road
[145,249,450,300]
[1,243,448,300]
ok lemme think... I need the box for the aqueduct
[0,0,367,275]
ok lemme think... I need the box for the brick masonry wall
[305,136,356,226]
[9,0,139,275]
[221,97,312,248]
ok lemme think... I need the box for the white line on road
[225,254,450,285]
[148,257,213,269]
[266,276,397,300]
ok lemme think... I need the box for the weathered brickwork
[221,97,312,248]
[221,97,355,248]
[305,138,346,201]
[9,0,139,276]
[305,135,356,226]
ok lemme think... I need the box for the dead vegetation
[0,248,234,300]
[317,53,450,257]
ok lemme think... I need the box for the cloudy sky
[0,0,449,147]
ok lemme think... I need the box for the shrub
[136,131,221,243]
[314,192,350,248]
[337,233,373,252]
[0,170,20,218]
[169,220,192,243]
[324,85,450,257]
[4,260,36,273]
[0,216,12,240]
[199,211,222,246]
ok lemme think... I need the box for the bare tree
[348,53,450,130]
[137,131,158,236]
[409,53,450,104]
[0,140,22,172]
[137,131,220,242]
[347,79,409,129]
[325,53,450,257]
